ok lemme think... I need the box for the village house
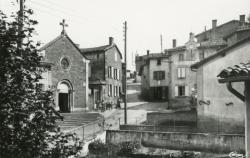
[163,15,250,101]
[191,35,250,133]
[39,28,90,112]
[139,51,170,101]
[80,37,123,109]
[165,34,199,100]
[218,61,250,158]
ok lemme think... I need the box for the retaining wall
[106,130,245,153]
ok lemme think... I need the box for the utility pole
[123,21,127,124]
[160,34,163,53]
[18,0,24,50]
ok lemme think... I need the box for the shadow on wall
[146,109,197,127]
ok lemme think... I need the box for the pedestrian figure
[117,98,121,109]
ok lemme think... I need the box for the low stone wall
[197,115,245,134]
[106,130,245,153]
[120,124,196,133]
[146,110,197,126]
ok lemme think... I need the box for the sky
[1,0,250,70]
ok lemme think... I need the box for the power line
[28,0,121,33]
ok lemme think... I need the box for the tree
[0,2,82,158]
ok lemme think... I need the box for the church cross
[60,19,68,35]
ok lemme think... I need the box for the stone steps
[56,112,104,131]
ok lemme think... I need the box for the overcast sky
[1,0,250,70]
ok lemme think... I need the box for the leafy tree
[0,2,82,158]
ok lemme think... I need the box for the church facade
[39,33,89,112]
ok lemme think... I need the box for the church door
[57,81,72,113]
[59,93,69,112]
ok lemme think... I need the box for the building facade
[81,37,123,108]
[139,52,170,101]
[165,34,201,100]
[191,36,250,133]
[39,33,89,112]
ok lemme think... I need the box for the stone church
[39,23,89,112]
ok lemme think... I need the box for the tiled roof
[218,62,250,83]
[80,45,111,53]
[80,44,123,59]
[218,62,250,78]
[165,46,186,52]
[147,53,169,59]
[136,53,169,60]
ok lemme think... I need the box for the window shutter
[175,86,178,97]
[182,68,186,78]
[177,68,181,78]
[111,67,113,78]
[117,69,120,80]
[108,85,110,96]
[153,71,156,80]
[185,85,189,96]
[162,71,165,80]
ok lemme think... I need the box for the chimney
[212,19,217,29]
[109,37,114,45]
[172,39,176,48]
[147,50,150,56]
[240,14,245,23]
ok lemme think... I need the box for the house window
[175,86,185,97]
[114,52,117,61]
[157,59,161,65]
[115,69,117,79]
[177,67,186,79]
[108,66,111,78]
[199,51,204,60]
[179,54,184,61]
[108,85,112,96]
[178,86,185,96]
[153,71,165,80]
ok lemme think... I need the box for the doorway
[57,81,72,113]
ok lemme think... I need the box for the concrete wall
[45,36,88,110]
[146,110,197,126]
[120,124,197,133]
[196,40,250,133]
[106,130,245,153]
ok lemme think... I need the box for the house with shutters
[38,30,90,112]
[165,33,200,100]
[139,51,170,101]
[80,37,123,109]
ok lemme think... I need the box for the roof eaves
[39,34,63,51]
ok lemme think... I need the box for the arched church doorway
[57,81,73,113]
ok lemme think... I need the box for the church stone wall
[44,36,88,110]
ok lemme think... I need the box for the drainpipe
[226,82,245,102]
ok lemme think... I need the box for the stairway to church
[56,112,104,131]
